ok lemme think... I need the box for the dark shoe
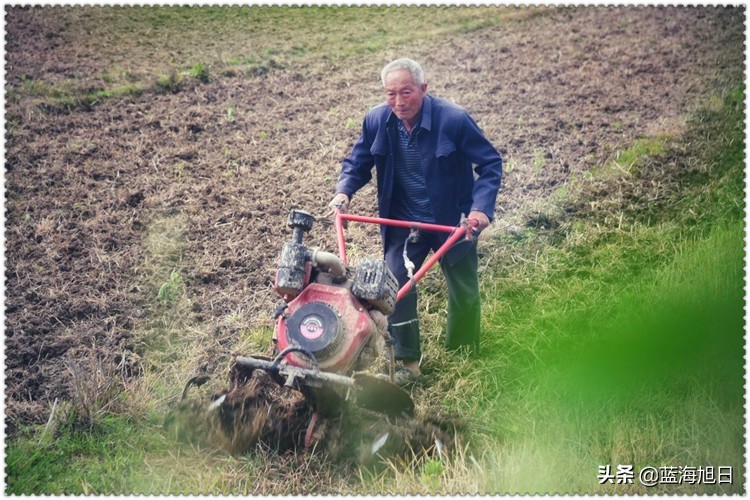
[393,366,421,387]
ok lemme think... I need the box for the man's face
[384,69,427,127]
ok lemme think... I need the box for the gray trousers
[384,226,480,362]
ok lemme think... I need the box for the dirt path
[4,6,744,433]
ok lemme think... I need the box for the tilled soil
[4,6,745,435]
[165,365,457,466]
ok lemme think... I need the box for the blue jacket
[336,95,503,229]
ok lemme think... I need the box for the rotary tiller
[229,208,476,447]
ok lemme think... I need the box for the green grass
[596,136,670,177]
[466,85,746,494]
[472,221,744,494]
[6,416,162,495]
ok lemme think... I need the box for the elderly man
[329,58,502,385]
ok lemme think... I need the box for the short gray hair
[381,58,426,87]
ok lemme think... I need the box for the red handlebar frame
[334,212,477,302]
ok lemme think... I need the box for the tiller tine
[234,347,414,418]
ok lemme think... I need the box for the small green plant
[100,71,115,84]
[188,62,210,83]
[420,458,445,491]
[157,270,184,302]
[532,148,546,172]
[226,106,236,122]
[156,72,182,93]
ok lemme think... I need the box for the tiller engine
[234,209,413,430]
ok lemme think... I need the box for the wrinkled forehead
[383,68,419,89]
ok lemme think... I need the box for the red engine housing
[276,283,375,374]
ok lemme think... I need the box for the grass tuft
[188,62,210,83]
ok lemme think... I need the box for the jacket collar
[386,94,432,132]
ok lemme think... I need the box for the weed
[157,270,184,302]
[60,350,128,433]
[532,148,546,172]
[188,62,210,83]
[226,106,236,122]
[100,70,115,84]
[156,72,182,93]
[420,458,445,491]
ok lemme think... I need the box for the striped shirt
[390,120,435,223]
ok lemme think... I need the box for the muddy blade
[352,373,414,417]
